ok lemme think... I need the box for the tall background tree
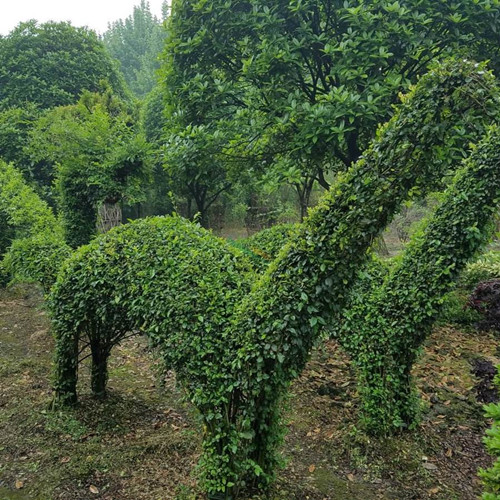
[164,0,500,215]
[0,20,131,198]
[104,1,169,97]
[0,20,128,111]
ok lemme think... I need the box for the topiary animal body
[335,126,500,433]
[234,223,299,272]
[51,215,253,403]
[51,60,500,496]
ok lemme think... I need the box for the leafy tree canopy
[0,104,40,170]
[165,0,500,193]
[104,1,169,97]
[28,87,150,247]
[0,20,128,110]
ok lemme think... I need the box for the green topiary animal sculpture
[51,60,500,497]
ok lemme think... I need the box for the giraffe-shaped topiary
[51,59,499,497]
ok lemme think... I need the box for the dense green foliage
[134,85,173,217]
[335,126,500,433]
[0,159,68,289]
[221,60,499,490]
[481,369,500,499]
[0,20,134,214]
[104,1,168,97]
[51,60,499,496]
[28,88,150,247]
[0,160,60,240]
[142,85,169,145]
[0,21,128,110]
[236,223,298,272]
[162,121,239,227]
[1,0,499,495]
[164,0,500,212]
[50,214,252,406]
[4,234,71,292]
[0,104,39,172]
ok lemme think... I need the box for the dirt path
[0,285,497,499]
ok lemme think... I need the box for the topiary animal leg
[53,329,79,407]
[357,125,500,434]
[90,344,110,399]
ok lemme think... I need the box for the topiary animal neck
[228,59,499,484]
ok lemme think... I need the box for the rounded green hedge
[3,234,71,292]
[51,215,253,489]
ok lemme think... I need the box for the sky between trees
[0,0,167,35]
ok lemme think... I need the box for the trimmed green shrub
[51,60,499,496]
[437,251,500,326]
[50,214,253,402]
[0,159,68,289]
[4,234,71,292]
[0,160,61,240]
[481,368,500,499]
[461,251,500,290]
[224,61,500,488]
[235,223,299,272]
[0,259,8,288]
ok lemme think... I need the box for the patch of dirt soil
[0,285,498,499]
[470,358,498,403]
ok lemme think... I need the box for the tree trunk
[97,202,122,233]
[295,177,315,222]
[373,235,390,256]
[90,347,109,399]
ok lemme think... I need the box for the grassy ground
[0,284,497,500]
